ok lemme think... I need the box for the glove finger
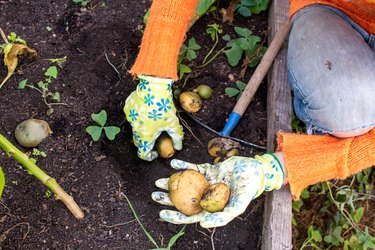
[170,159,209,174]
[159,210,206,224]
[151,191,173,206]
[155,178,169,190]
[167,129,183,151]
[137,143,158,161]
[200,189,256,228]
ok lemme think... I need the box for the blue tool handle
[220,112,241,136]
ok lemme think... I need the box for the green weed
[19,66,66,115]
[178,37,201,79]
[122,193,186,250]
[225,80,247,100]
[223,27,265,68]
[236,0,270,17]
[72,0,91,7]
[86,110,121,141]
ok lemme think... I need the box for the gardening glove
[151,154,284,228]
[124,75,183,161]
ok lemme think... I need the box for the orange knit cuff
[129,0,200,80]
[277,129,375,200]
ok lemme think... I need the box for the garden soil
[0,0,269,249]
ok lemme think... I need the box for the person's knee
[332,126,374,138]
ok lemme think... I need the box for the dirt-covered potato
[178,91,202,113]
[200,183,230,213]
[168,170,209,216]
[155,133,175,159]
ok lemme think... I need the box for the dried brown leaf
[1,43,37,88]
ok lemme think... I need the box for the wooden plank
[261,0,293,249]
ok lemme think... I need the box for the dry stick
[0,134,84,220]
[0,27,9,44]
[210,227,216,250]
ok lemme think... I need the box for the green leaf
[234,27,252,38]
[178,64,191,79]
[238,6,252,17]
[186,49,197,61]
[188,38,201,50]
[104,126,121,140]
[353,207,364,223]
[86,126,103,141]
[0,167,5,199]
[225,87,240,97]
[167,225,186,249]
[91,110,107,127]
[292,199,303,212]
[222,34,231,41]
[195,0,215,16]
[224,43,243,66]
[143,8,151,25]
[336,190,348,203]
[308,226,322,242]
[236,80,247,91]
[52,92,61,102]
[18,79,28,89]
[300,188,310,199]
[45,66,58,79]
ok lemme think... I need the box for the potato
[207,138,240,157]
[200,183,230,213]
[168,170,209,215]
[193,84,213,100]
[155,133,175,159]
[179,91,202,113]
[15,119,52,147]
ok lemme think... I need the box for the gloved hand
[151,154,284,228]
[124,75,184,161]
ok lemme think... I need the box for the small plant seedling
[122,193,186,249]
[72,0,91,7]
[86,110,121,141]
[19,66,66,115]
[45,189,52,198]
[177,37,201,79]
[29,148,47,163]
[198,23,226,68]
[222,27,265,68]
[236,0,270,17]
[225,80,247,100]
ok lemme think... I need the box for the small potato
[200,183,230,213]
[179,91,202,113]
[207,138,240,157]
[155,133,175,159]
[169,170,209,216]
[15,119,52,147]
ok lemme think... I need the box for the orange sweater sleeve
[289,0,375,34]
[129,0,200,80]
[277,128,375,200]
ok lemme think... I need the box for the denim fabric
[287,5,375,134]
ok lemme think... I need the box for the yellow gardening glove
[151,154,284,228]
[124,75,184,161]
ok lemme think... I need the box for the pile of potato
[168,169,230,215]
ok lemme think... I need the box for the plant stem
[0,27,9,44]
[197,47,226,68]
[0,134,84,220]
[202,34,219,65]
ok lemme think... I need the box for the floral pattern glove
[151,154,284,228]
[124,75,184,161]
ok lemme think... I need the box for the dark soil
[0,0,269,249]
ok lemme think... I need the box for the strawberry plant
[236,0,270,17]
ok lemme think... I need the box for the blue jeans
[287,5,375,135]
